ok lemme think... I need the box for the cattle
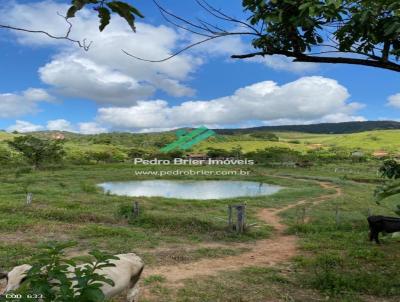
[367,215,400,244]
[0,253,144,302]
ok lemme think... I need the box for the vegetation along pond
[98,180,282,200]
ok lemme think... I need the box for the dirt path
[143,181,342,285]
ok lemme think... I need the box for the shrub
[15,242,118,302]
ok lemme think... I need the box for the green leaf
[107,1,144,32]
[67,0,98,18]
[98,7,111,32]
[79,287,105,302]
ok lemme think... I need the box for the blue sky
[0,0,399,133]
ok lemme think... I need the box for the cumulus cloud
[46,119,74,132]
[7,119,107,134]
[7,120,44,133]
[253,55,318,73]
[387,94,400,108]
[97,76,365,131]
[0,88,52,118]
[3,2,201,106]
[78,122,107,134]
[189,31,317,73]
[3,1,319,109]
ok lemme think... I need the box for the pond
[98,180,282,200]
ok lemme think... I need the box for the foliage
[247,147,302,164]
[249,132,279,141]
[242,0,400,71]
[7,135,65,168]
[0,145,12,164]
[67,0,144,32]
[206,148,232,158]
[375,159,400,214]
[16,242,118,302]
[379,159,400,179]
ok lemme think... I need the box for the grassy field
[2,129,400,158]
[1,159,400,301]
[197,130,400,153]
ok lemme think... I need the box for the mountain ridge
[214,121,400,135]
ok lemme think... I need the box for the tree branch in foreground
[231,51,400,73]
[0,13,92,50]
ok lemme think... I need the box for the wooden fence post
[26,192,33,205]
[301,207,306,224]
[335,204,340,226]
[236,205,246,233]
[228,205,233,230]
[132,201,140,218]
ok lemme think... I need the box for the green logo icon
[160,126,216,153]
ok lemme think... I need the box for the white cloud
[3,1,319,110]
[7,119,107,134]
[78,122,107,134]
[189,31,317,73]
[0,88,52,118]
[3,2,201,106]
[387,93,400,108]
[46,119,74,132]
[252,55,318,73]
[97,76,365,131]
[39,56,155,106]
[7,120,44,133]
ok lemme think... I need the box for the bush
[246,147,302,164]
[15,242,118,302]
[0,146,12,164]
[249,132,279,141]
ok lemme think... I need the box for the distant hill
[215,121,400,135]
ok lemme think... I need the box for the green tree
[139,0,400,73]
[206,148,231,159]
[7,136,65,169]
[250,132,279,141]
[375,159,400,215]
[237,0,400,72]
[86,151,114,163]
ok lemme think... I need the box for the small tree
[7,136,65,169]
[375,159,400,215]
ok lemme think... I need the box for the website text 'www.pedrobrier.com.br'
[134,169,251,176]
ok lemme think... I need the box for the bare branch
[122,35,223,62]
[195,0,261,35]
[153,0,213,35]
[0,13,92,50]
[157,7,213,38]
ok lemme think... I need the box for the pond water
[98,180,282,200]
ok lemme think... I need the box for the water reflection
[98,180,281,200]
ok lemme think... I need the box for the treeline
[216,121,400,135]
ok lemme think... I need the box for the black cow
[367,215,400,244]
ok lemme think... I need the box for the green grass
[195,130,400,154]
[1,158,400,301]
[0,164,316,268]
